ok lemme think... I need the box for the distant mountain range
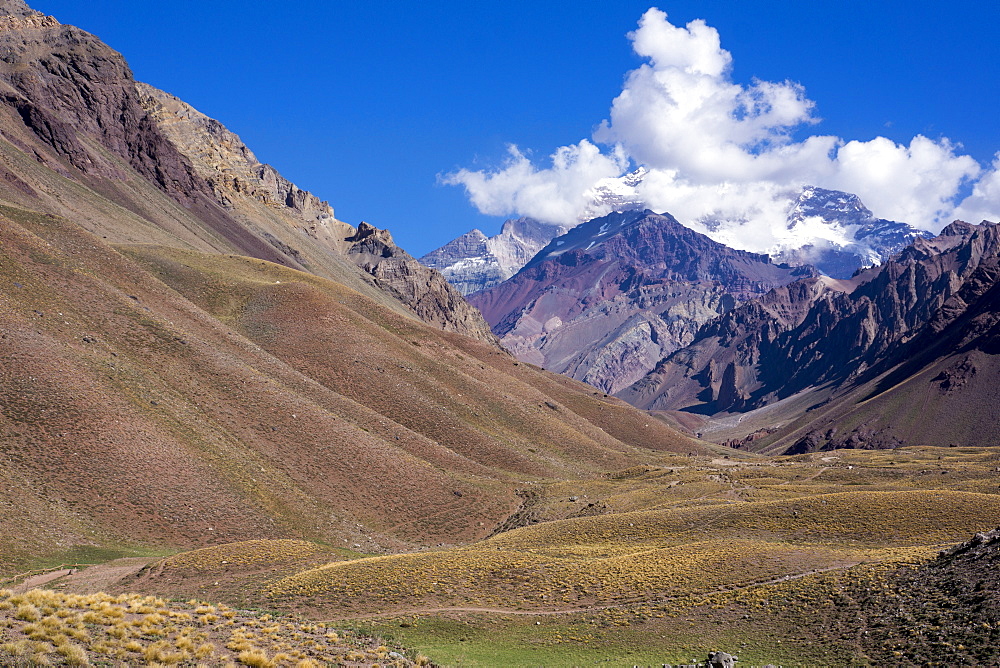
[419,217,569,295]
[767,186,932,278]
[448,180,1000,454]
[421,175,930,292]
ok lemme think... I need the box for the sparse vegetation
[0,589,412,667]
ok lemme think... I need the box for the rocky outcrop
[136,83,337,230]
[0,0,39,18]
[851,527,1000,665]
[347,222,499,342]
[0,5,296,267]
[137,83,498,343]
[470,210,813,393]
[706,650,738,668]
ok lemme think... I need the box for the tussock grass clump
[0,588,415,666]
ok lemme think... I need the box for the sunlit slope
[0,205,705,572]
[266,489,1000,614]
[124,243,704,474]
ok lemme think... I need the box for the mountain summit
[469,209,813,393]
[425,172,929,293]
[766,186,930,277]
[420,168,648,295]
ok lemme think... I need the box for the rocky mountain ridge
[469,209,813,393]
[0,4,494,342]
[419,217,568,295]
[426,173,928,294]
[621,220,1000,451]
[419,168,648,295]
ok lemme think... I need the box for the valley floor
[4,445,1000,666]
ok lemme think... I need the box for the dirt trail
[56,557,155,595]
[11,569,76,594]
[11,558,156,596]
[777,466,830,485]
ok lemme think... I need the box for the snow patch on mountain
[424,171,929,293]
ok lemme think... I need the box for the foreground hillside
[0,588,419,667]
[28,445,1000,666]
[0,202,705,573]
[0,0,710,575]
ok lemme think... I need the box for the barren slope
[0,202,706,572]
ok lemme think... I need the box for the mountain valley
[1,1,1000,666]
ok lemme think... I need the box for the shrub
[15,603,41,622]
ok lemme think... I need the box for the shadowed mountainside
[621,221,1000,453]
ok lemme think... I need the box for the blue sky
[29,1,1000,256]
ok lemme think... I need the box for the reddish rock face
[469,210,814,393]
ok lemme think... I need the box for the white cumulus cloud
[441,140,627,226]
[444,7,994,251]
[951,153,1000,224]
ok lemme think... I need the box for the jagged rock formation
[136,84,497,342]
[0,0,38,18]
[137,83,337,230]
[346,222,498,341]
[624,221,1000,451]
[469,210,813,393]
[619,274,855,413]
[420,217,569,295]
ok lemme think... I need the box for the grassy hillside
[26,446,989,666]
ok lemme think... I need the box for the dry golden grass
[251,450,1000,620]
[0,588,413,666]
[159,540,330,571]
